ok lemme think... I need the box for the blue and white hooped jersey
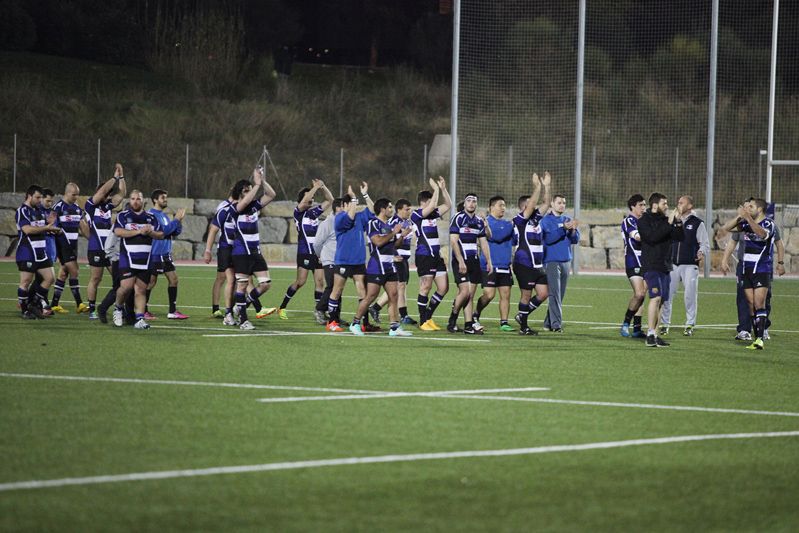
[15,204,49,263]
[210,200,235,249]
[367,218,398,276]
[84,198,115,252]
[449,211,486,261]
[294,205,324,255]
[512,209,544,268]
[231,199,263,256]
[739,218,774,275]
[388,215,412,260]
[53,200,83,245]
[114,209,162,271]
[411,208,442,257]
[621,215,642,269]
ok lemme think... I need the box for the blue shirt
[411,208,442,257]
[449,211,486,262]
[621,215,642,269]
[540,212,580,263]
[294,205,325,255]
[149,208,182,257]
[739,218,774,274]
[512,209,544,268]
[84,198,115,252]
[366,218,397,275]
[114,209,162,271]
[15,203,49,263]
[480,215,513,272]
[334,208,373,265]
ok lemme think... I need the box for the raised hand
[360,181,369,196]
[531,172,540,185]
[541,171,551,186]
[436,176,447,189]
[114,163,124,179]
[175,208,186,221]
[312,178,323,189]
[428,177,439,190]
[253,166,264,186]
[737,205,747,219]
[347,185,356,198]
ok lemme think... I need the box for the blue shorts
[644,271,670,302]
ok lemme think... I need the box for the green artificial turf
[0,262,797,531]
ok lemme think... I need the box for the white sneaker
[134,318,150,329]
[735,331,752,341]
[112,308,124,327]
[389,326,413,337]
[223,313,238,326]
[472,321,484,332]
[239,320,255,330]
[763,329,770,340]
[349,322,365,336]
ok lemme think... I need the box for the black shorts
[741,272,771,290]
[56,240,78,265]
[233,253,269,276]
[416,255,446,277]
[452,257,482,285]
[482,269,514,288]
[17,259,53,273]
[334,264,366,279]
[120,268,153,284]
[297,253,321,270]
[152,254,176,275]
[626,266,643,279]
[87,250,110,268]
[513,263,548,290]
[366,272,399,286]
[217,247,234,272]
[395,260,410,283]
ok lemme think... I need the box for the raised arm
[298,181,322,213]
[421,177,440,218]
[346,185,358,220]
[436,176,452,216]
[319,180,334,212]
[109,163,127,207]
[722,206,745,233]
[537,171,552,213]
[260,179,277,208]
[360,182,374,212]
[524,174,542,219]
[237,168,263,213]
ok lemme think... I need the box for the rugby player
[146,189,188,320]
[16,184,59,318]
[204,192,236,322]
[473,195,515,331]
[619,194,647,338]
[50,183,88,314]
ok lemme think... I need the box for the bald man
[50,182,89,314]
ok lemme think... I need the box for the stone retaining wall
[2,192,797,272]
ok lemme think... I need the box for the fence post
[591,145,596,179]
[423,144,428,184]
[508,145,513,193]
[339,148,344,197]
[97,139,101,187]
[185,144,189,197]
[13,134,17,193]
[674,146,680,200]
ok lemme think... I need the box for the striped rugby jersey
[738,218,774,274]
[411,208,442,257]
[388,214,412,260]
[15,203,49,263]
[366,218,398,275]
[512,209,544,268]
[294,205,325,255]
[621,214,642,269]
[210,200,235,249]
[449,211,486,261]
[230,199,263,256]
[114,209,162,271]
[84,198,115,252]
[53,200,83,246]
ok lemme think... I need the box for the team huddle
[14,164,785,348]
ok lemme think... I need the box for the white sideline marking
[442,394,799,418]
[255,387,550,403]
[195,330,491,343]
[0,373,381,395]
[2,431,797,492]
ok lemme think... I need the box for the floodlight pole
[704,0,719,279]
[766,0,780,204]
[449,0,461,210]
[573,0,586,274]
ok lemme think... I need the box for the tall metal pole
[573,0,586,274]
[508,145,513,192]
[705,0,719,278]
[448,0,461,207]
[759,149,766,196]
[339,148,344,197]
[97,139,101,186]
[423,144,428,183]
[13,134,17,193]
[674,146,680,200]
[185,144,189,197]
[766,0,780,203]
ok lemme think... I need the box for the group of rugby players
[14,164,782,348]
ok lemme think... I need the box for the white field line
[0,372,382,395]
[256,387,550,403]
[1,431,797,493]
[439,394,799,418]
[587,324,799,334]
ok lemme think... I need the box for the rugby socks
[624,308,636,324]
[145,289,152,312]
[399,306,408,319]
[280,285,297,310]
[17,288,28,311]
[528,296,543,313]
[51,279,65,306]
[327,298,341,322]
[168,286,178,314]
[428,292,445,318]
[390,321,399,332]
[135,313,145,322]
[371,303,383,313]
[247,289,262,312]
[517,302,530,327]
[632,315,642,331]
[212,304,220,313]
[69,278,82,304]
[753,309,768,339]
[358,299,370,326]
[314,290,323,306]
[417,294,429,323]
[235,292,248,321]
[35,285,50,309]
[88,300,96,313]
